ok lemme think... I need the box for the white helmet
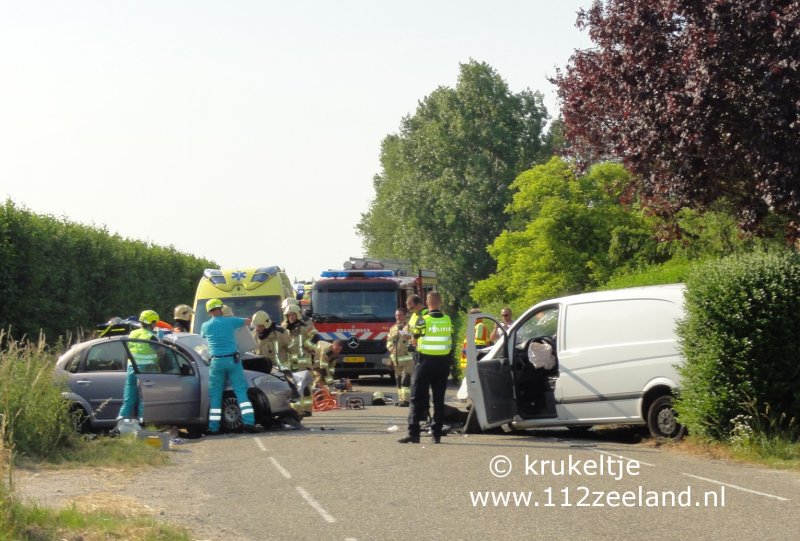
[281,297,299,311]
[252,311,272,327]
[173,304,194,320]
[283,303,302,317]
[221,305,234,317]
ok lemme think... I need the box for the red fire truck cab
[310,268,435,379]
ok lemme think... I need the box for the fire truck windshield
[311,287,397,322]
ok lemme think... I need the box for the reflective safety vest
[475,321,490,346]
[417,313,453,356]
[129,328,157,368]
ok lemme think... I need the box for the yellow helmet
[206,298,224,313]
[252,310,272,327]
[283,303,302,317]
[139,309,160,325]
[281,297,299,311]
[173,304,194,320]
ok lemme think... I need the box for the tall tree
[472,158,659,308]
[554,0,800,237]
[358,60,549,308]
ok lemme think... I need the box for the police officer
[386,308,413,406]
[201,298,263,434]
[173,304,194,333]
[118,309,160,422]
[399,291,453,444]
[279,303,317,371]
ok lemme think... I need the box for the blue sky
[0,0,592,280]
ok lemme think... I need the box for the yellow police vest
[417,313,453,356]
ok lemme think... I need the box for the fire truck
[310,259,437,379]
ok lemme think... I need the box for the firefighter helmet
[283,303,302,317]
[173,304,194,320]
[281,297,299,311]
[206,298,224,313]
[252,310,272,328]
[139,309,160,325]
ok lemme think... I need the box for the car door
[465,312,516,430]
[127,339,202,424]
[74,340,129,421]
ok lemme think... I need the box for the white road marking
[595,449,656,467]
[682,473,789,501]
[269,457,292,479]
[296,486,337,523]
[254,438,267,452]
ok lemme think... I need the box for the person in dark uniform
[398,291,453,444]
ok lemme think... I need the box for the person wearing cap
[173,304,194,333]
[118,309,161,423]
[386,308,413,406]
[399,291,453,444]
[201,298,262,434]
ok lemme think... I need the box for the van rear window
[564,299,679,350]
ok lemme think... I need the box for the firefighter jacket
[387,322,413,365]
[415,310,453,356]
[253,325,290,363]
[279,319,317,367]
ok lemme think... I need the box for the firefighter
[173,304,194,333]
[118,309,160,422]
[201,298,262,434]
[399,291,453,444]
[386,308,413,406]
[251,310,288,365]
[312,339,344,388]
[279,303,317,371]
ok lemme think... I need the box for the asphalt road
[17,377,800,540]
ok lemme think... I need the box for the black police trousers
[407,353,452,438]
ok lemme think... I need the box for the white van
[461,284,686,439]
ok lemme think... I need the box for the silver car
[55,332,300,433]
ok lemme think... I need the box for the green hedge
[676,251,800,440]
[0,199,216,341]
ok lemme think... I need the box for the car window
[84,341,128,372]
[514,306,559,347]
[156,346,195,376]
[64,352,82,373]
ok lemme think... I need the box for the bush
[675,250,800,440]
[0,333,75,458]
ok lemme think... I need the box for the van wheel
[647,395,685,440]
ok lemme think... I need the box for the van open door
[465,312,516,431]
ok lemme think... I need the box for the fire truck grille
[344,340,387,355]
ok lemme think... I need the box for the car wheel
[220,392,244,432]
[647,395,685,440]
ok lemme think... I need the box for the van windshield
[514,307,559,346]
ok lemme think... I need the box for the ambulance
[191,266,296,333]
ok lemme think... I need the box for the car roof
[526,284,685,311]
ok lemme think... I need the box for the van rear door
[465,312,516,430]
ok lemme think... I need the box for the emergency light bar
[320,270,395,278]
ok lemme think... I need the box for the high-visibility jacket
[474,320,490,346]
[416,311,453,356]
[129,328,157,369]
